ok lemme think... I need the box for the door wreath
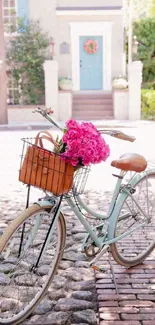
[84,39,98,54]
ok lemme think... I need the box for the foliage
[150,0,155,16]
[142,82,155,90]
[133,17,155,85]
[7,19,51,105]
[126,0,152,23]
[59,77,72,85]
[58,77,72,91]
[141,89,155,120]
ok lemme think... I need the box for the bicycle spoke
[111,173,155,266]
[0,206,65,323]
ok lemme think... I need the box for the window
[3,0,17,33]
[7,73,21,105]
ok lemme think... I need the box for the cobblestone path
[0,189,155,325]
[0,190,103,325]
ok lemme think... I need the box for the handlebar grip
[113,132,136,142]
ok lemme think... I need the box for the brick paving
[96,253,155,325]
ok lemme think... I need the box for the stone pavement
[0,119,154,131]
[0,190,104,325]
[0,187,155,325]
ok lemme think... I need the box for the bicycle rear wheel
[0,204,66,325]
[111,173,155,267]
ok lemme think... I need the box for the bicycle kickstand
[108,253,119,296]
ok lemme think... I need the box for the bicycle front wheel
[111,173,155,267]
[0,204,66,325]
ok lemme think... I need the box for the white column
[128,0,133,65]
[113,89,129,120]
[44,60,58,120]
[128,61,143,120]
[58,92,72,121]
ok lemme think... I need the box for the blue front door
[80,36,103,90]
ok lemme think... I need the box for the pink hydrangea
[61,120,110,167]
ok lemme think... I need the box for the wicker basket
[19,138,90,197]
[19,138,74,195]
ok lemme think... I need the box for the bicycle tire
[0,204,66,325]
[110,172,155,267]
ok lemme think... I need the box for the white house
[5,0,142,121]
[27,0,126,93]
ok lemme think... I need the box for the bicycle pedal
[91,265,105,273]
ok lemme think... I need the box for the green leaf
[133,17,155,83]
[6,19,51,104]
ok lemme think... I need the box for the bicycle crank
[82,243,101,257]
[89,245,109,267]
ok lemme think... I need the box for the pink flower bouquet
[58,119,110,167]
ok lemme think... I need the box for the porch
[43,60,142,121]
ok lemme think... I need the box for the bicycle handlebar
[33,107,63,131]
[112,132,135,142]
[99,129,136,142]
[34,107,136,142]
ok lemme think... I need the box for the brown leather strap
[39,135,60,149]
[35,130,56,144]
[35,130,59,149]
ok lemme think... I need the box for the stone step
[72,109,113,114]
[72,114,114,121]
[72,92,113,120]
[73,93,112,99]
[72,105,113,111]
[72,110,113,116]
[72,111,114,119]
[73,99,113,105]
[72,110,114,120]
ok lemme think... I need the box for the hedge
[141,89,155,120]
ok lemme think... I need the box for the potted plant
[112,75,128,90]
[59,77,72,91]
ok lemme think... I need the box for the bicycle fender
[34,200,55,208]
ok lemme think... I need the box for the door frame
[69,21,113,91]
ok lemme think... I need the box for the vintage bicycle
[0,107,155,325]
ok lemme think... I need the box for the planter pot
[112,78,128,90]
[113,86,128,91]
[59,83,72,91]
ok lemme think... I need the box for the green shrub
[142,82,155,90]
[133,17,155,83]
[7,19,51,105]
[141,89,155,120]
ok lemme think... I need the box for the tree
[133,0,151,18]
[126,0,152,22]
[7,19,51,105]
[133,17,155,85]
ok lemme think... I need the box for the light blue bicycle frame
[15,107,155,263]
[64,169,153,250]
[35,167,155,255]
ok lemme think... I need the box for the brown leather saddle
[111,153,147,172]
